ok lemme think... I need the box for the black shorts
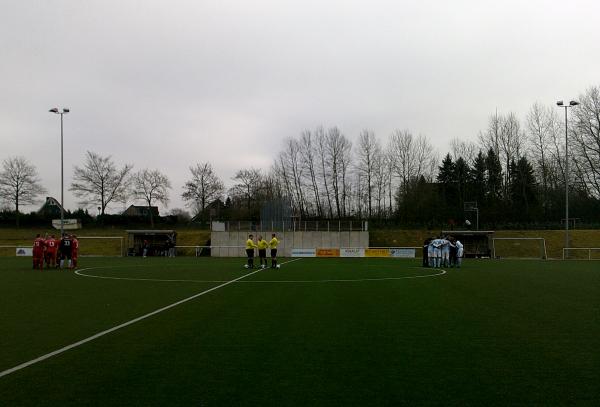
[271,249,277,257]
[258,249,266,258]
[246,249,254,259]
[61,250,72,260]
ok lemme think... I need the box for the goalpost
[562,247,600,260]
[492,238,547,260]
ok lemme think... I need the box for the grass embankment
[0,227,210,256]
[370,229,600,259]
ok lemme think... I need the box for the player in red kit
[71,234,79,269]
[45,234,58,268]
[33,234,45,270]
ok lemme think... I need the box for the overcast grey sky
[1,0,598,214]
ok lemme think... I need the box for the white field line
[74,258,304,283]
[75,264,445,283]
[0,258,301,379]
[254,268,447,283]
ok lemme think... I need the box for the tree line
[1,85,599,228]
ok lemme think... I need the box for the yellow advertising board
[364,248,390,257]
[316,248,340,257]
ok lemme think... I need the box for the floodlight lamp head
[62,108,70,113]
[49,108,59,113]
[569,101,579,106]
[556,101,564,106]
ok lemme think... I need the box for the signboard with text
[364,248,390,257]
[340,248,365,257]
[291,248,316,257]
[316,248,340,257]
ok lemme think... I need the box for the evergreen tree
[437,153,457,219]
[485,148,503,222]
[510,156,538,220]
[454,157,470,204]
[470,151,487,205]
[485,148,503,201]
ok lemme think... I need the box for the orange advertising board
[364,248,390,257]
[316,248,340,257]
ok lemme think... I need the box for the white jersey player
[440,238,451,267]
[455,240,464,268]
[431,238,443,268]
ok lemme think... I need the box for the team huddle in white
[424,237,464,268]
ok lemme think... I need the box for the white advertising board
[340,248,365,257]
[16,247,33,257]
[52,219,82,230]
[389,248,416,258]
[291,248,316,257]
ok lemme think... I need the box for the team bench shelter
[126,230,177,256]
[441,230,494,258]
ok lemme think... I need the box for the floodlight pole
[556,100,579,253]
[49,108,69,236]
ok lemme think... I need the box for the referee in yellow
[269,233,279,268]
[257,235,269,269]
[245,234,257,268]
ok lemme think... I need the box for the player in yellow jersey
[269,233,279,268]
[245,234,257,268]
[257,235,269,269]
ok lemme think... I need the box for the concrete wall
[210,231,369,257]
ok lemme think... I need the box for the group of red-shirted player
[32,233,79,270]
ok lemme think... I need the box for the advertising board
[340,248,365,257]
[291,248,316,257]
[16,247,33,256]
[316,248,340,257]
[364,248,390,257]
[389,248,416,258]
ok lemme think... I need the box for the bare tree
[526,103,563,209]
[0,156,47,227]
[498,112,525,196]
[478,111,502,156]
[479,111,526,198]
[356,130,380,218]
[450,137,478,164]
[229,168,263,210]
[182,163,225,219]
[299,130,323,217]
[131,169,171,227]
[372,148,389,217]
[281,137,307,217]
[315,127,334,218]
[389,130,436,194]
[325,127,352,218]
[571,85,600,198]
[70,151,133,215]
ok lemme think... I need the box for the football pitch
[0,257,598,406]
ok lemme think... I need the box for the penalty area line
[0,258,299,379]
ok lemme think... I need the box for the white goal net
[562,247,600,260]
[492,238,547,260]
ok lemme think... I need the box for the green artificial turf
[0,257,598,406]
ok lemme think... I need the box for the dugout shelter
[126,230,176,256]
[442,230,494,258]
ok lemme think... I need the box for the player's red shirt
[45,238,57,253]
[72,238,79,254]
[33,237,45,254]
